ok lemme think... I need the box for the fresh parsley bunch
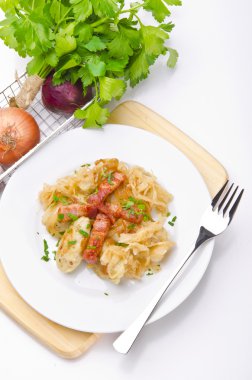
[0,0,181,128]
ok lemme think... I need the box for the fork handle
[113,229,214,354]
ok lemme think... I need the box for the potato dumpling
[56,216,91,273]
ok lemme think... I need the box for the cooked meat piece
[98,203,143,224]
[58,203,97,222]
[83,213,111,264]
[87,172,126,206]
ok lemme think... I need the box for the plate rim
[0,123,215,333]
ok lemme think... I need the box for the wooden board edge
[108,101,228,196]
[0,263,100,359]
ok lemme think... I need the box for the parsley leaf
[143,0,171,23]
[108,32,134,59]
[99,77,126,102]
[50,0,69,23]
[75,101,109,128]
[126,50,151,87]
[91,0,118,18]
[55,34,76,57]
[87,56,106,76]
[160,22,175,32]
[70,0,93,22]
[84,36,106,52]
[0,0,181,128]
[167,47,179,68]
[141,25,168,58]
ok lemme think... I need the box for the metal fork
[113,181,244,354]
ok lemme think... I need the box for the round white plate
[0,124,214,333]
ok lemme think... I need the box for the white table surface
[0,1,251,379]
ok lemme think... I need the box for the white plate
[0,125,214,333]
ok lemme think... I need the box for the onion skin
[0,108,40,166]
[42,74,93,115]
[0,165,5,191]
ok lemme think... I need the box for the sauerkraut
[39,158,174,284]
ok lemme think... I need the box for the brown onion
[0,108,40,166]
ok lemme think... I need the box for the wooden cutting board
[0,100,228,359]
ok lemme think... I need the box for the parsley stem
[54,8,73,33]
[94,78,99,101]
[91,17,109,28]
[120,3,144,14]
[134,14,143,26]
[38,64,52,79]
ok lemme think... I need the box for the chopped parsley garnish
[128,196,137,202]
[128,223,136,230]
[81,163,91,167]
[168,216,177,227]
[52,251,57,260]
[138,204,146,211]
[128,209,136,215]
[79,229,89,238]
[59,196,69,205]
[57,213,64,222]
[41,239,50,262]
[137,204,146,211]
[101,167,108,176]
[41,256,50,262]
[44,239,49,252]
[166,212,171,217]
[87,245,96,249]
[102,170,114,185]
[143,214,150,222]
[59,231,65,236]
[53,194,69,205]
[107,172,114,185]
[56,238,61,247]
[104,292,109,296]
[123,200,135,210]
[53,194,59,202]
[115,242,129,247]
[146,268,154,276]
[67,213,79,221]
[86,223,91,229]
[123,197,147,218]
[68,240,77,245]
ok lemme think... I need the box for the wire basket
[0,73,85,188]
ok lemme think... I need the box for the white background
[0,0,252,379]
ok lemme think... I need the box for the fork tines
[211,180,244,222]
